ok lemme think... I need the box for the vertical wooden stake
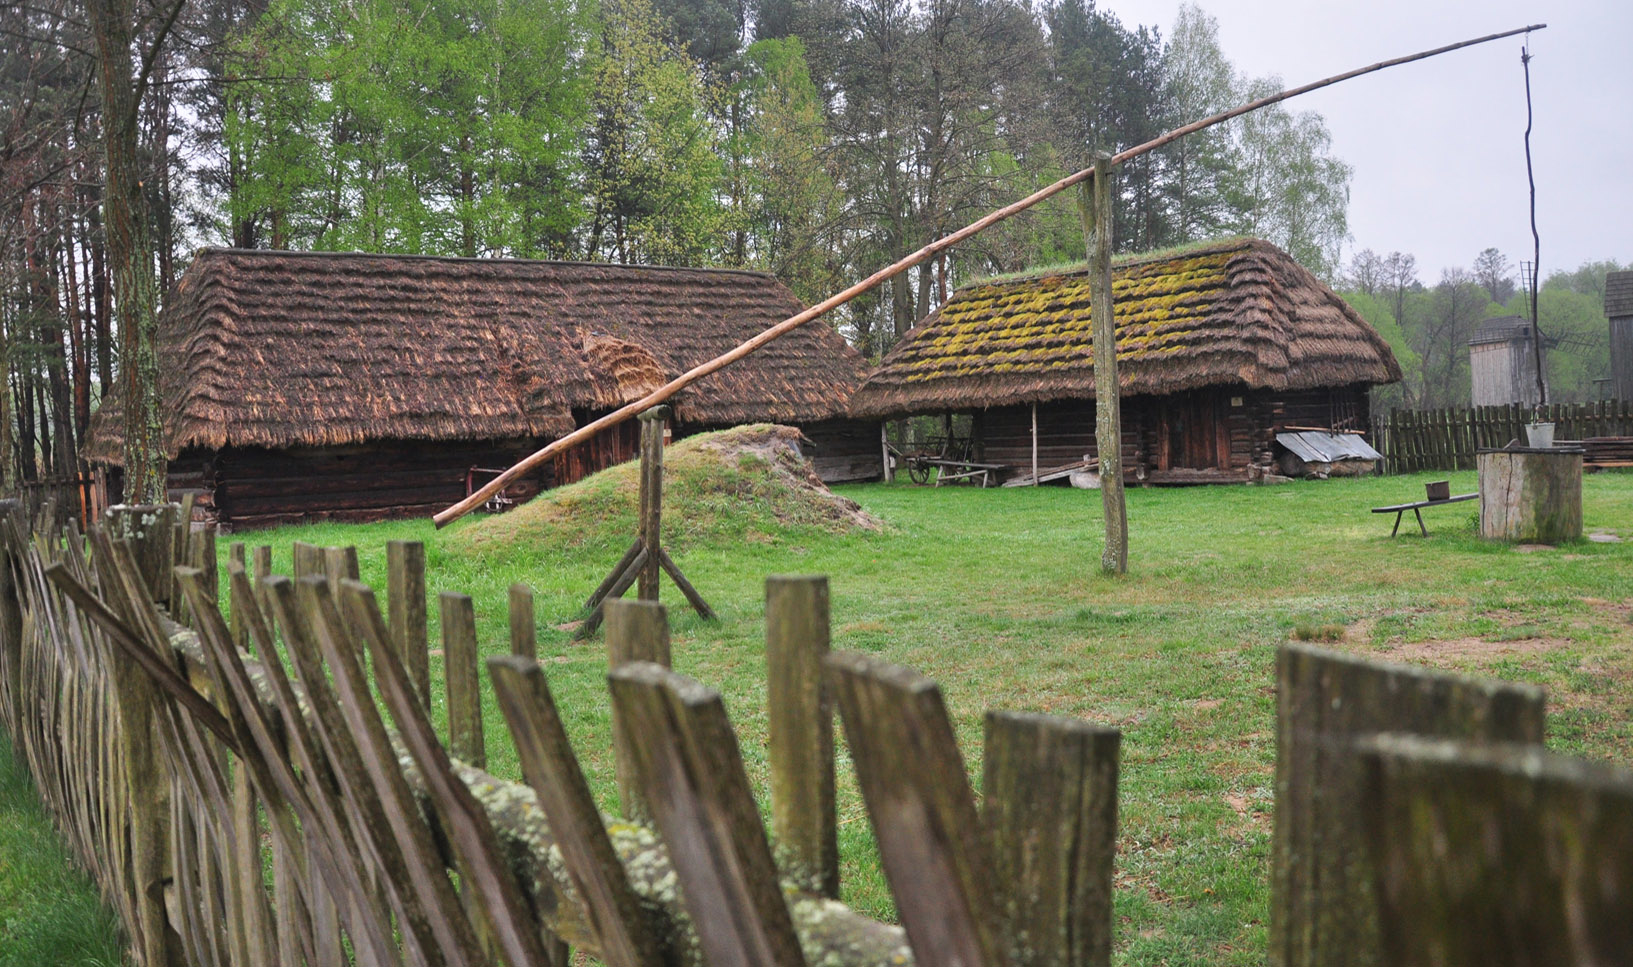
[881,423,893,483]
[227,542,248,651]
[637,407,667,602]
[508,583,536,661]
[1077,156,1126,574]
[291,541,323,579]
[765,575,838,898]
[1031,402,1040,486]
[322,545,359,587]
[606,598,670,822]
[983,711,1120,967]
[440,591,485,768]
[387,540,430,711]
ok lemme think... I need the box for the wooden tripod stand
[577,406,715,638]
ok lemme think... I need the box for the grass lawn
[0,734,126,966]
[227,461,1633,967]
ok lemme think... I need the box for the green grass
[223,459,1633,967]
[0,735,126,966]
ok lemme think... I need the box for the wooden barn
[1608,270,1633,402]
[849,238,1402,484]
[85,250,877,528]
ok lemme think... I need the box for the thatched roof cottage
[850,238,1402,483]
[86,250,877,528]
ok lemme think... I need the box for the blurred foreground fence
[0,500,1629,966]
[1376,400,1633,473]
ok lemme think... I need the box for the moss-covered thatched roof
[86,250,867,463]
[849,238,1402,419]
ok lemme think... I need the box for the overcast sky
[1105,0,1631,283]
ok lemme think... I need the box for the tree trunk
[91,0,169,504]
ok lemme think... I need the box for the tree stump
[1476,448,1582,543]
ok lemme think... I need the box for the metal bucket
[1524,422,1555,448]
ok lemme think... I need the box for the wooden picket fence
[0,501,1629,966]
[1375,400,1633,473]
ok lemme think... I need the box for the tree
[1345,248,1385,297]
[1230,76,1351,279]
[1158,3,1238,243]
[1472,247,1515,304]
[89,0,186,503]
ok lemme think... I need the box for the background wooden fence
[1375,400,1633,473]
[0,502,1629,966]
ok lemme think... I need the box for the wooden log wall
[1376,400,1633,474]
[797,418,886,484]
[1,505,1631,966]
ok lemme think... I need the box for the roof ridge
[189,247,785,282]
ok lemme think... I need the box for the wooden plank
[335,580,564,967]
[826,650,1010,967]
[638,407,667,601]
[983,711,1120,967]
[387,540,430,711]
[606,661,808,967]
[657,546,716,620]
[439,591,485,768]
[227,543,248,651]
[488,655,664,967]
[583,538,643,613]
[323,544,360,587]
[578,545,650,638]
[1359,736,1633,967]
[1270,642,1547,967]
[291,541,324,579]
[765,575,838,898]
[606,598,670,823]
[507,583,536,661]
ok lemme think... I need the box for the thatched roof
[849,238,1402,419]
[86,250,867,463]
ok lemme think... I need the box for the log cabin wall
[797,418,884,483]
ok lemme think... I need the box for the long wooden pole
[435,23,1545,527]
[1081,158,1126,574]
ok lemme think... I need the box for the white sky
[1105,0,1632,282]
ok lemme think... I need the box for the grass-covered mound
[452,424,879,558]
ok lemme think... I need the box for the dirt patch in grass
[453,424,880,556]
[1377,636,1565,663]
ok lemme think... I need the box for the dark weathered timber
[637,407,667,601]
[439,591,485,769]
[1358,735,1633,967]
[765,575,838,898]
[335,580,564,967]
[323,544,360,587]
[606,598,671,823]
[251,545,272,630]
[1077,158,1126,574]
[386,540,430,710]
[1271,643,1548,967]
[291,540,324,579]
[607,661,808,967]
[227,542,248,650]
[982,711,1120,967]
[826,650,1011,967]
[508,583,536,661]
[488,655,665,967]
[658,547,716,620]
[296,577,487,965]
[578,545,650,639]
[1476,448,1583,543]
[105,503,177,607]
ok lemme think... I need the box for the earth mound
[453,423,879,555]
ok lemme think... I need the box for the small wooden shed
[1468,316,1545,407]
[849,238,1401,483]
[85,250,877,528]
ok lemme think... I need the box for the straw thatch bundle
[849,238,1401,419]
[85,250,867,463]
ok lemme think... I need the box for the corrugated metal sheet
[1276,430,1382,463]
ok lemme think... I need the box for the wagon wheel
[907,457,932,485]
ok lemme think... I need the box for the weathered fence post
[983,711,1120,967]
[387,540,430,710]
[1358,735,1633,966]
[291,541,324,579]
[103,502,181,967]
[1270,642,1547,967]
[637,406,667,602]
[765,575,839,898]
[508,582,536,661]
[1078,155,1126,574]
[605,598,670,823]
[439,591,485,768]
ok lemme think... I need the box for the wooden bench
[1371,492,1477,537]
[924,459,1007,488]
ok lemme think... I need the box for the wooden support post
[191,523,217,604]
[1271,643,1547,967]
[251,546,272,634]
[605,599,670,823]
[606,661,809,967]
[577,545,650,639]
[1030,402,1039,486]
[101,503,179,967]
[227,542,247,651]
[826,650,1010,967]
[881,423,893,483]
[1077,156,1126,574]
[637,406,668,602]
[1358,736,1633,967]
[440,591,485,769]
[765,575,838,898]
[983,711,1120,967]
[387,540,430,711]
[323,545,359,587]
[584,539,642,613]
[291,541,324,579]
[657,547,716,620]
[508,583,536,661]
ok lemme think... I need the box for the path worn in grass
[233,468,1633,966]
